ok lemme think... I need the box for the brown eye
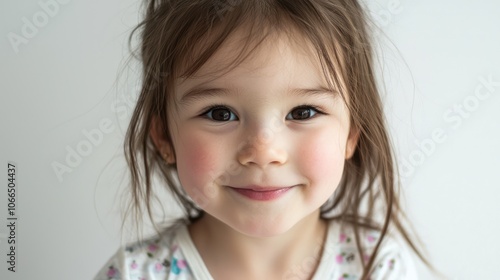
[203,106,238,122]
[286,106,320,120]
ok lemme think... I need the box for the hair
[123,0,443,278]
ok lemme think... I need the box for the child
[95,0,443,279]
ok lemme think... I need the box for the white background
[1,0,499,279]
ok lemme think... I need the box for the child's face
[158,31,357,237]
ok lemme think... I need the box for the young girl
[96,0,442,279]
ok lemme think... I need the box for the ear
[345,125,360,160]
[150,116,176,164]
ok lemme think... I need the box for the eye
[286,106,322,120]
[201,106,238,122]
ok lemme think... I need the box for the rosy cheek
[173,132,223,208]
[176,134,218,187]
[298,128,345,186]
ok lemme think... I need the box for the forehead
[174,27,332,96]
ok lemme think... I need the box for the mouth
[227,185,295,201]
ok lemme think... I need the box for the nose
[237,127,288,168]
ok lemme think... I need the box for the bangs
[142,0,351,102]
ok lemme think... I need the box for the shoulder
[93,223,193,280]
[324,220,419,280]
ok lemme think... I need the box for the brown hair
[123,0,443,278]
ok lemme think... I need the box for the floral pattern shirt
[94,220,418,279]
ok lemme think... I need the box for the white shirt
[94,219,419,279]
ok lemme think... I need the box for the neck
[189,210,328,279]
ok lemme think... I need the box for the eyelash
[198,104,326,122]
[286,104,326,120]
[200,104,239,121]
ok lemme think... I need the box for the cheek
[297,127,346,186]
[175,131,221,189]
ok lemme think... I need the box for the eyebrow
[179,87,231,105]
[178,86,337,105]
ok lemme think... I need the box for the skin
[151,29,359,279]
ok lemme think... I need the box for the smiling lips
[229,186,294,201]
